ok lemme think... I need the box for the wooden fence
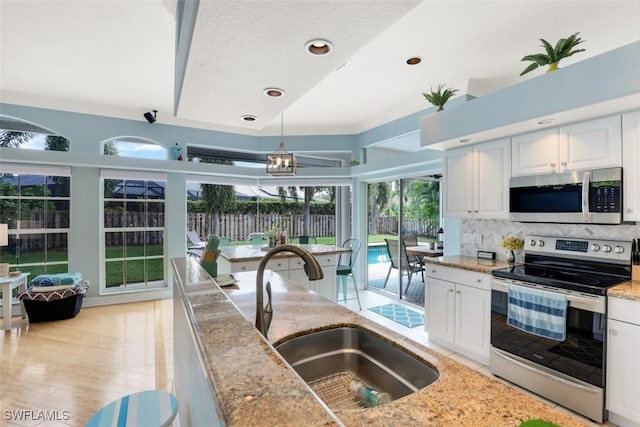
[188,213,335,241]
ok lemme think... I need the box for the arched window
[102,137,167,160]
[0,115,69,151]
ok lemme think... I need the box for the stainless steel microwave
[509,167,623,224]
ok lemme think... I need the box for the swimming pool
[367,245,389,264]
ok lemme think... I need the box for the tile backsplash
[460,219,640,263]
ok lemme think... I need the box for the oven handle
[491,347,601,394]
[491,277,606,313]
[582,171,592,222]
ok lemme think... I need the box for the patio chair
[187,231,205,258]
[247,232,267,247]
[336,238,361,310]
[383,238,424,293]
[290,235,318,245]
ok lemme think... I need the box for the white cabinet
[622,110,640,221]
[443,138,510,219]
[219,254,338,301]
[512,115,622,176]
[606,297,640,426]
[426,265,491,364]
[289,254,337,301]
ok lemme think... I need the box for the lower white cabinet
[288,254,337,301]
[606,297,640,426]
[426,265,491,365]
[219,254,337,301]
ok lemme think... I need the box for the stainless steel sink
[274,326,439,410]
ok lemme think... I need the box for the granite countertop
[426,255,640,303]
[424,255,512,274]
[219,243,349,262]
[608,280,640,301]
[172,257,589,426]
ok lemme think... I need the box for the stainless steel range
[490,235,632,423]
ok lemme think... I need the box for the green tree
[404,180,440,237]
[45,135,69,151]
[368,182,390,235]
[200,159,235,234]
[0,131,35,147]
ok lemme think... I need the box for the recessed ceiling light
[537,119,554,125]
[406,56,422,65]
[263,88,285,98]
[305,39,332,55]
[241,115,257,122]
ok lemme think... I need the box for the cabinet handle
[448,289,454,293]
[431,269,437,274]
[241,266,246,271]
[467,210,472,213]
[550,162,556,168]
[561,161,567,167]
[476,279,482,283]
[456,290,461,294]
[474,210,478,213]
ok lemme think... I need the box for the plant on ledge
[422,84,459,111]
[520,32,585,75]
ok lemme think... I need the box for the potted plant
[501,236,524,263]
[520,32,585,75]
[422,84,459,111]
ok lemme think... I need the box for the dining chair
[336,238,361,310]
[383,238,424,293]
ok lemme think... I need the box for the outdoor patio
[367,260,425,306]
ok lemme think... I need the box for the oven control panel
[525,235,632,263]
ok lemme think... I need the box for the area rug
[367,303,424,328]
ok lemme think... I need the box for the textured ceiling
[1,0,639,146]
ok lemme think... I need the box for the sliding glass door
[366,176,440,306]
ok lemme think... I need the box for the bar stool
[85,390,178,427]
[336,238,361,310]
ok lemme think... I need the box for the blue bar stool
[336,238,362,310]
[85,390,178,427]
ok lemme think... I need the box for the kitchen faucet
[255,244,324,338]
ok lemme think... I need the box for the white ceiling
[1,0,639,146]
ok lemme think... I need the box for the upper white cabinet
[512,115,622,176]
[622,110,640,221]
[443,138,510,219]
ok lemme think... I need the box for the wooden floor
[0,299,174,427]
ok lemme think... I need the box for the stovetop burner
[491,264,626,295]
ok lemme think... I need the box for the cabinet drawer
[290,254,336,270]
[230,258,288,272]
[609,297,640,325]
[425,264,490,290]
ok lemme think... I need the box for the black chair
[336,238,361,310]
[383,238,424,293]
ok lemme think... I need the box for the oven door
[490,278,606,387]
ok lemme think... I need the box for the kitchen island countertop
[172,256,589,426]
[218,243,349,263]
[424,255,512,274]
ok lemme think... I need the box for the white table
[1,273,29,330]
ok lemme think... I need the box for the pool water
[367,245,389,264]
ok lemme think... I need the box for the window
[0,165,71,276]
[102,170,166,290]
[0,115,70,151]
[102,137,166,160]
